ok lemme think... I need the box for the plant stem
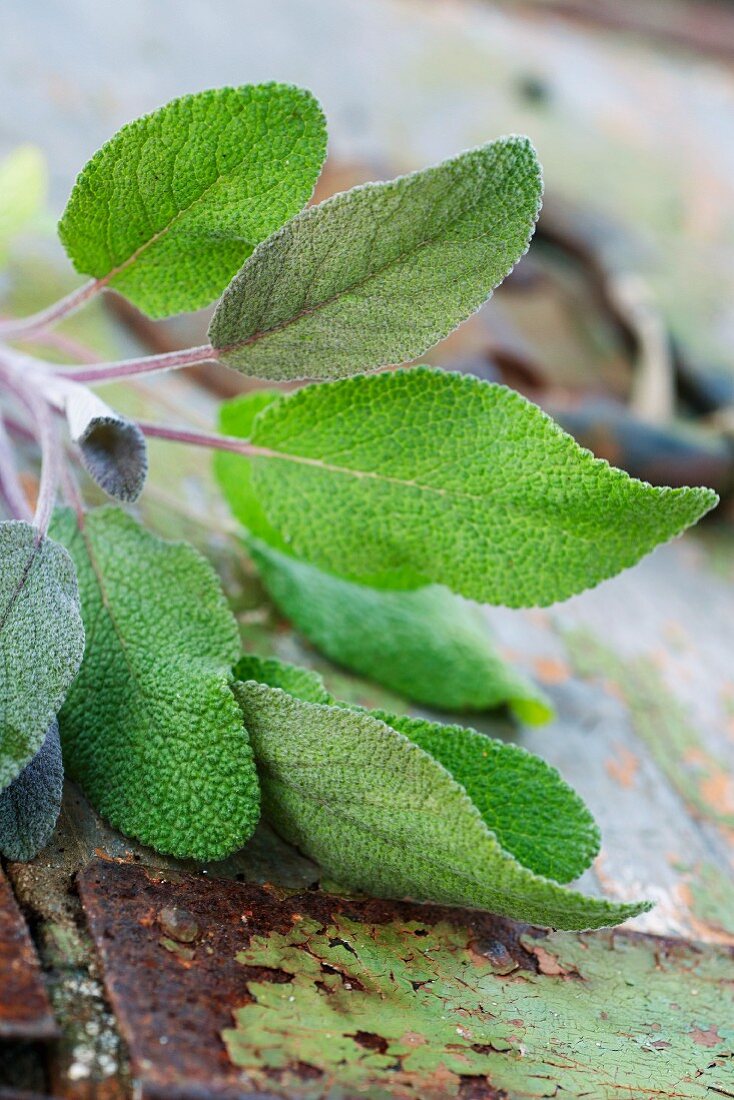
[25,387,62,538]
[0,356,62,537]
[138,420,261,457]
[62,344,216,383]
[59,459,85,526]
[0,279,101,340]
[0,416,32,521]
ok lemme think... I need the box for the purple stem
[25,387,62,538]
[62,344,216,383]
[0,280,101,341]
[59,459,85,526]
[0,358,62,537]
[0,416,32,521]
[138,420,262,457]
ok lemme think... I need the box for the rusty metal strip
[0,866,56,1041]
[78,858,734,1100]
[78,859,538,1099]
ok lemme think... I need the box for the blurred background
[1,0,734,944]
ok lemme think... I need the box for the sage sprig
[0,85,716,930]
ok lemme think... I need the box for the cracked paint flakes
[224,915,734,1099]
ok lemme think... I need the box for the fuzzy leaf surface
[217,390,551,717]
[0,720,63,861]
[232,657,647,929]
[239,368,717,607]
[0,522,84,789]
[52,507,259,860]
[58,84,327,318]
[370,710,598,883]
[209,137,541,379]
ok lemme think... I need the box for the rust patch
[519,937,581,979]
[0,867,56,1040]
[689,1024,723,1049]
[77,859,537,1099]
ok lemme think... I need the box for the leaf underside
[209,136,542,379]
[237,368,716,607]
[0,720,63,861]
[232,655,648,930]
[52,507,260,860]
[58,84,327,318]
[0,522,84,790]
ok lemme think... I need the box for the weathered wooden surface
[75,859,734,1100]
[1,1,734,1097]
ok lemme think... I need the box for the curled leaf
[232,655,648,930]
[41,372,147,502]
[0,720,63,861]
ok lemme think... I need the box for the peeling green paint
[224,913,734,1099]
[563,630,734,830]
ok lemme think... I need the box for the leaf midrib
[0,537,42,635]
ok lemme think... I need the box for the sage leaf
[59,85,327,318]
[217,390,551,718]
[51,507,260,860]
[367,710,597,884]
[251,539,552,721]
[232,657,648,929]
[0,720,63,861]
[0,522,84,790]
[234,654,332,706]
[240,368,717,607]
[209,136,541,379]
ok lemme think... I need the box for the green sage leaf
[59,84,327,318]
[217,390,551,718]
[209,136,541,379]
[369,710,597,883]
[232,657,648,929]
[251,540,552,721]
[0,522,84,790]
[0,720,63,861]
[51,507,260,860]
[240,368,717,607]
